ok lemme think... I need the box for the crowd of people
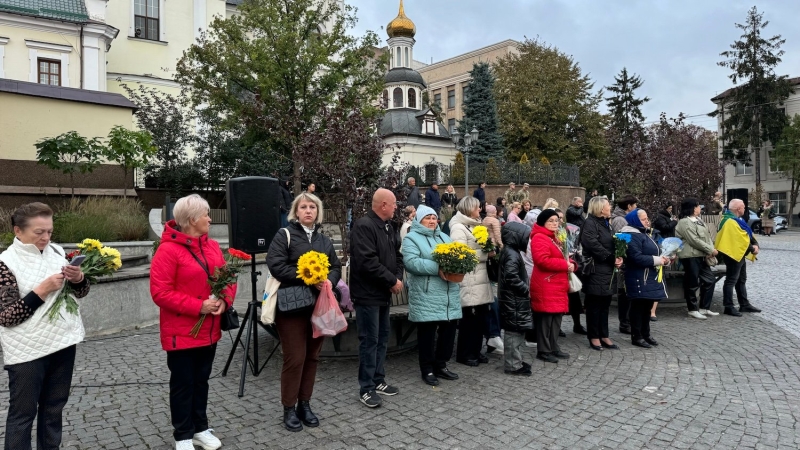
[0,182,766,449]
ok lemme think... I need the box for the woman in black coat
[652,202,678,238]
[498,222,533,376]
[579,196,623,351]
[266,193,342,432]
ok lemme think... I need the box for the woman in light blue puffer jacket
[403,205,462,386]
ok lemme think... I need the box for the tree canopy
[605,67,650,137]
[457,62,504,162]
[774,114,800,225]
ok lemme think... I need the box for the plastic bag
[311,281,348,338]
[337,279,354,312]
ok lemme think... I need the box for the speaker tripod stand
[222,256,280,397]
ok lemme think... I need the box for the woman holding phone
[0,202,89,450]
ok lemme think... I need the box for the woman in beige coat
[449,196,495,366]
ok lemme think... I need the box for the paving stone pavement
[1,232,800,449]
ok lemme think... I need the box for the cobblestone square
[2,233,800,449]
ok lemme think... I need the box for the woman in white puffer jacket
[448,196,495,366]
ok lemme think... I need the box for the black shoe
[486,345,496,354]
[573,325,588,335]
[477,354,489,364]
[589,343,603,351]
[724,307,743,317]
[619,326,632,335]
[521,361,532,370]
[504,366,532,376]
[456,358,479,367]
[739,304,762,313]
[631,338,651,349]
[644,337,658,346]
[422,373,440,386]
[295,401,319,427]
[536,353,559,363]
[558,330,567,337]
[601,341,620,350]
[375,382,399,396]
[359,390,382,408]
[433,367,459,380]
[283,406,303,432]
[650,316,658,322]
[551,350,570,359]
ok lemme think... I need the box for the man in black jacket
[473,182,486,217]
[349,188,404,408]
[566,197,585,229]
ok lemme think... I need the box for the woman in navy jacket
[621,209,671,349]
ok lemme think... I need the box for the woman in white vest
[0,202,88,450]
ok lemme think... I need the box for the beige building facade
[712,76,800,218]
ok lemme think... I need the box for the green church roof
[0,0,89,23]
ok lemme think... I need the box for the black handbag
[487,257,499,283]
[277,285,316,313]
[220,305,240,331]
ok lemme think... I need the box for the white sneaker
[525,341,537,348]
[487,336,505,352]
[176,440,194,450]
[688,311,707,320]
[699,309,719,316]
[192,429,222,450]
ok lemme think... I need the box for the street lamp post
[451,127,479,197]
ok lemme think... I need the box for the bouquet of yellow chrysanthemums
[47,238,122,322]
[472,225,495,254]
[431,242,479,279]
[297,251,330,286]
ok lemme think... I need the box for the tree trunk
[790,178,799,228]
[122,167,128,197]
[70,172,75,198]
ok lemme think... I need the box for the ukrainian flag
[715,213,756,262]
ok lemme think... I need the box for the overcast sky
[349,0,800,131]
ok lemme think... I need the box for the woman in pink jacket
[150,194,236,450]
[529,209,575,364]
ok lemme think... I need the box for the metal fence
[405,160,580,187]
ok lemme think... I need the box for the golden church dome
[387,0,416,38]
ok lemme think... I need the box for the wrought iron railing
[404,160,580,187]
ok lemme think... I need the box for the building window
[447,88,455,109]
[134,0,160,40]
[393,87,403,108]
[407,89,416,109]
[734,161,752,176]
[462,83,469,103]
[424,119,435,135]
[396,46,401,67]
[382,90,389,108]
[769,192,787,215]
[404,47,409,67]
[38,59,60,86]
[448,118,456,134]
[769,149,781,173]
[433,92,442,108]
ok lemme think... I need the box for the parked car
[774,215,787,233]
[746,208,762,234]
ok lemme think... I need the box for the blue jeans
[355,304,390,395]
[280,212,289,228]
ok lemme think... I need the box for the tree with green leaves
[421,91,443,122]
[713,6,794,189]
[493,38,607,182]
[175,0,386,192]
[606,67,650,137]
[35,131,103,197]
[104,126,156,197]
[774,114,800,226]
[457,62,504,162]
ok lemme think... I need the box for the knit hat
[485,204,497,215]
[536,209,559,226]
[415,205,438,223]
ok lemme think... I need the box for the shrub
[53,197,149,243]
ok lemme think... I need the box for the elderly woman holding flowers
[449,196,495,366]
[151,194,235,450]
[266,192,341,432]
[0,203,89,450]
[403,205,463,386]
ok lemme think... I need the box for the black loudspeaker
[227,176,282,254]
[727,188,750,211]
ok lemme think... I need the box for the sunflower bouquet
[297,251,330,286]
[46,238,122,322]
[472,225,495,254]
[431,242,479,282]
[190,248,251,337]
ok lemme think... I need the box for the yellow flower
[79,238,102,250]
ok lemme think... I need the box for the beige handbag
[260,229,290,325]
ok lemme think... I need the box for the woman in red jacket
[530,209,575,364]
[150,194,235,450]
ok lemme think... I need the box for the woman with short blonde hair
[288,193,324,224]
[542,198,559,210]
[506,202,523,223]
[173,194,211,230]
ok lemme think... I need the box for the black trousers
[568,292,583,326]
[416,320,457,375]
[630,300,655,340]
[721,254,750,308]
[681,257,716,311]
[4,345,76,450]
[584,294,612,340]
[167,344,216,441]
[457,305,489,362]
[534,312,562,354]
[617,288,630,329]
